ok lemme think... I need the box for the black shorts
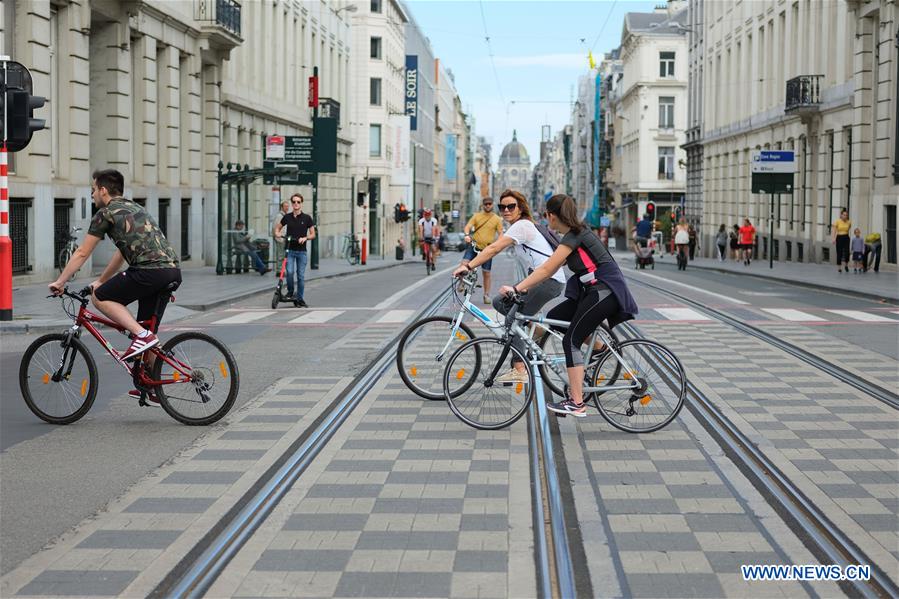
[94,267,182,330]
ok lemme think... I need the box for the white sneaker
[495,368,529,384]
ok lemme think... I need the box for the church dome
[499,130,529,164]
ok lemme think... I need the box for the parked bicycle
[442,290,686,432]
[19,286,239,426]
[57,226,81,275]
[341,233,361,266]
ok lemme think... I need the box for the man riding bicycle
[49,169,182,371]
[418,208,440,263]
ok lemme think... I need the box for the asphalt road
[0,258,451,574]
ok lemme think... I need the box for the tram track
[626,274,899,411]
[617,320,899,598]
[151,287,454,598]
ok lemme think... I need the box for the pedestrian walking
[729,224,740,261]
[687,223,698,260]
[739,218,756,265]
[832,208,852,273]
[715,224,728,262]
[232,220,270,275]
[851,228,865,273]
[461,197,504,303]
[274,193,315,307]
[272,199,290,264]
[674,217,690,270]
[863,232,882,273]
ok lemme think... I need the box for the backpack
[522,222,560,257]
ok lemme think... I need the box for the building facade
[693,0,898,266]
[349,0,409,259]
[606,4,688,237]
[2,0,354,282]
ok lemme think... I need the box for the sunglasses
[292,200,303,204]
[498,202,518,211]
[483,203,493,207]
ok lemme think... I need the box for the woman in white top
[453,189,565,383]
[674,216,690,270]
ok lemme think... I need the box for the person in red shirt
[738,218,756,265]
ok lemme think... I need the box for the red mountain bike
[18,286,239,426]
[421,237,436,275]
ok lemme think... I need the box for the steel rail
[618,322,898,599]
[627,275,899,410]
[159,287,453,599]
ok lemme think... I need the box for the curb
[642,255,899,305]
[0,261,414,335]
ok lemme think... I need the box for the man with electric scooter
[275,193,315,307]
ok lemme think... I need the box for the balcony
[195,0,242,51]
[785,75,823,119]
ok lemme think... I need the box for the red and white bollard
[0,143,12,320]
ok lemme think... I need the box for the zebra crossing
[206,306,899,327]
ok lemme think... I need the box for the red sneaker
[128,389,159,404]
[121,332,159,361]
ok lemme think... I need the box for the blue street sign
[757,150,795,162]
[600,216,610,227]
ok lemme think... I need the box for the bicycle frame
[66,300,194,390]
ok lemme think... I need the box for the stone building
[2,0,353,282]
[691,0,898,266]
[494,130,531,196]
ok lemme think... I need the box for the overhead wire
[477,0,507,137]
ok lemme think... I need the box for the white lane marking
[212,311,274,324]
[655,308,712,321]
[761,308,826,322]
[628,270,750,305]
[826,310,899,323]
[373,265,457,310]
[377,309,416,323]
[289,310,345,324]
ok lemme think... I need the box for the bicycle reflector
[639,394,652,406]
[219,362,228,378]
[455,368,465,380]
[515,382,523,394]
[409,366,418,377]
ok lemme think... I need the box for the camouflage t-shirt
[87,198,179,269]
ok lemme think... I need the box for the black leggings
[546,288,621,368]
[835,234,850,264]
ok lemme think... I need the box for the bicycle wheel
[396,316,477,400]
[589,339,685,433]
[57,248,73,274]
[443,337,534,430]
[537,325,620,399]
[19,333,98,424]
[152,332,239,425]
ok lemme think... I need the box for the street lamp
[333,4,358,16]
[411,141,425,255]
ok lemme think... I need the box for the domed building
[494,130,531,196]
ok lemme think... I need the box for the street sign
[751,150,795,173]
[284,136,314,166]
[405,55,418,131]
[312,117,337,173]
[751,150,795,194]
[262,160,314,185]
[600,216,610,227]
[266,135,285,160]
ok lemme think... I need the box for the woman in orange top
[738,218,756,266]
[831,208,852,273]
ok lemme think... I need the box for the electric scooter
[271,237,302,309]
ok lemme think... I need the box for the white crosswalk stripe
[654,308,711,321]
[212,311,275,324]
[377,309,416,323]
[826,310,899,323]
[761,308,826,322]
[289,310,345,324]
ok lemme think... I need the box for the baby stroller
[634,238,655,269]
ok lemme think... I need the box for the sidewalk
[0,256,412,334]
[613,249,899,303]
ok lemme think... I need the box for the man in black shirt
[275,193,315,307]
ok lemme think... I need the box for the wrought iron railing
[785,75,823,113]
[195,0,241,37]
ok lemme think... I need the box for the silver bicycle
[441,291,686,432]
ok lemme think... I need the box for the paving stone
[684,514,760,533]
[463,484,508,498]
[325,460,397,472]
[241,414,302,423]
[283,514,370,531]
[16,570,139,596]
[124,497,216,513]
[306,484,384,498]
[625,572,725,598]
[341,439,406,450]
[194,449,267,461]
[160,471,243,485]
[451,550,507,572]
[469,460,509,471]
[253,549,352,571]
[459,514,509,531]
[76,530,181,549]
[372,498,465,513]
[218,430,288,440]
[385,472,470,484]
[614,532,701,551]
[667,484,733,499]
[354,531,458,550]
[334,572,453,598]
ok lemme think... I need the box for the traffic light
[645,202,655,219]
[1,60,47,152]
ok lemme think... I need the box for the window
[371,0,381,13]
[658,147,675,179]
[369,124,381,157]
[370,36,382,59]
[370,77,381,106]
[659,96,675,129]
[659,51,675,77]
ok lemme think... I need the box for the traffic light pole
[1,57,13,321]
[311,66,319,270]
